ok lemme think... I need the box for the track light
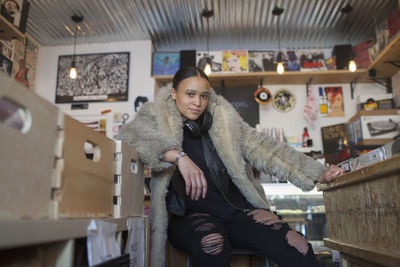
[69,15,83,79]
[202,9,214,75]
[272,6,284,75]
[348,59,357,72]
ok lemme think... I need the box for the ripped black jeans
[168,210,320,267]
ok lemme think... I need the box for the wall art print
[55,52,130,103]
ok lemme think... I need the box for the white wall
[34,39,391,150]
[259,83,388,152]
[35,40,154,138]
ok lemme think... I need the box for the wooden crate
[0,75,60,220]
[114,141,144,217]
[51,115,115,218]
[318,155,400,267]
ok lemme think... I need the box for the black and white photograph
[0,0,30,33]
[55,52,130,103]
[248,50,275,72]
[196,51,222,72]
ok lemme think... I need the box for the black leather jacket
[166,133,254,217]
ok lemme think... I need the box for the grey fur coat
[118,87,326,267]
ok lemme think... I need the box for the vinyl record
[254,87,272,104]
[271,89,296,112]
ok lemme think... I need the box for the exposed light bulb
[204,63,212,75]
[276,62,284,75]
[348,59,357,72]
[69,61,77,79]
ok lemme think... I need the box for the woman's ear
[171,88,177,100]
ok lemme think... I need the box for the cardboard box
[0,75,60,220]
[51,115,116,218]
[114,141,144,217]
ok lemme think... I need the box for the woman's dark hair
[172,66,209,89]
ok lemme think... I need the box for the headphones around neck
[183,111,212,139]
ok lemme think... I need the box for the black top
[182,130,253,223]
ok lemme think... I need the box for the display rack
[153,34,400,88]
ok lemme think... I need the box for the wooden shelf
[153,34,400,87]
[348,109,400,123]
[0,15,24,40]
[355,138,394,147]
[0,217,131,250]
[154,69,370,88]
[368,33,400,79]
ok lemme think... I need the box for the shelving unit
[0,15,24,40]
[0,217,129,250]
[153,34,400,88]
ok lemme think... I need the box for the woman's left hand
[317,165,344,183]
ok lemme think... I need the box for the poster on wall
[0,0,30,33]
[12,38,38,89]
[55,52,130,103]
[248,50,274,72]
[324,86,344,117]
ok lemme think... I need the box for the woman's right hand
[177,155,207,200]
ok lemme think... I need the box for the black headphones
[183,111,213,139]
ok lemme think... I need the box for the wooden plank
[0,75,58,220]
[54,115,115,218]
[348,109,400,123]
[0,15,24,40]
[318,155,400,191]
[0,217,129,249]
[324,239,399,267]
[119,142,144,217]
[153,69,371,88]
[319,156,400,266]
[368,34,400,78]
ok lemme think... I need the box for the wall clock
[271,89,296,112]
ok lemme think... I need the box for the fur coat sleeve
[240,121,326,191]
[117,102,181,172]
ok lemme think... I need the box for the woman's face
[171,76,210,121]
[226,55,240,71]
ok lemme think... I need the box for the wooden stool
[166,242,275,267]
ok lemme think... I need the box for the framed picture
[0,0,30,33]
[55,52,130,103]
[0,54,12,76]
[152,52,180,76]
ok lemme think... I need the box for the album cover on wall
[298,50,327,71]
[196,51,222,73]
[222,50,248,72]
[0,54,12,76]
[248,50,274,72]
[152,52,180,76]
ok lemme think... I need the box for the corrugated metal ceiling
[27,0,397,51]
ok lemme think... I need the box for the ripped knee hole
[200,233,224,255]
[286,230,309,256]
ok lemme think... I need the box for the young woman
[118,66,343,267]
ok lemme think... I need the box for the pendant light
[202,9,213,75]
[272,7,284,75]
[69,15,83,79]
[341,4,357,72]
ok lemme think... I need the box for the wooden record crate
[0,75,60,220]
[114,140,144,217]
[51,115,115,218]
[318,155,400,267]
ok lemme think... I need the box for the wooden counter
[318,155,400,267]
